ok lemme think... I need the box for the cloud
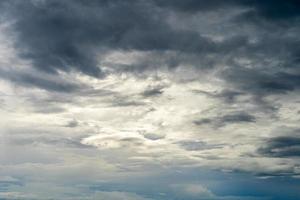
[170,183,215,199]
[192,89,244,104]
[221,112,256,123]
[153,0,300,21]
[0,0,250,81]
[0,0,218,77]
[82,134,144,150]
[194,111,256,127]
[222,68,300,95]
[258,136,300,158]
[141,133,165,141]
[178,140,223,151]
[141,87,164,97]
[0,68,83,93]
[0,0,299,100]
[65,119,79,128]
[239,0,300,21]
[91,191,155,200]
[1,1,300,199]
[0,190,154,200]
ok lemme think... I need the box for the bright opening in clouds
[0,1,300,200]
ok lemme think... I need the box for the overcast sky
[0,0,300,200]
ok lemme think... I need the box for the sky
[0,0,300,199]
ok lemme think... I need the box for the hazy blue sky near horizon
[0,0,300,199]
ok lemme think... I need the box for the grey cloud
[7,135,91,149]
[0,98,5,108]
[0,68,82,93]
[238,0,300,22]
[142,133,165,141]
[65,119,79,128]
[213,90,244,103]
[22,94,71,114]
[21,84,119,112]
[255,171,300,178]
[1,1,168,75]
[141,86,164,97]
[5,0,105,77]
[141,88,163,97]
[258,136,300,158]
[152,0,235,13]
[192,89,244,104]
[178,140,223,151]
[217,68,300,117]
[153,0,300,21]
[1,0,298,102]
[223,68,300,95]
[78,88,116,97]
[221,112,256,123]
[194,112,256,127]
[32,105,66,114]
[109,96,146,107]
[1,0,250,78]
[194,118,213,126]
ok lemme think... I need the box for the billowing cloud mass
[0,0,300,199]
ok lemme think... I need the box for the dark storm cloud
[153,0,300,100]
[239,0,300,21]
[153,0,300,20]
[258,136,300,158]
[3,0,105,77]
[2,0,170,75]
[153,0,243,13]
[194,112,256,127]
[0,0,250,77]
[0,0,299,101]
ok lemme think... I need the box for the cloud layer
[0,0,300,199]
